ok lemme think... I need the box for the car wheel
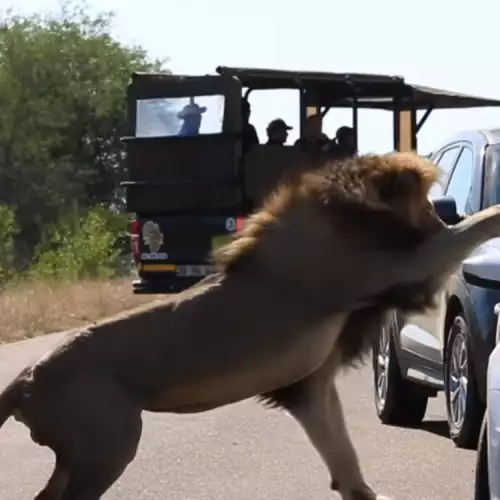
[373,311,428,426]
[444,314,483,449]
[474,413,489,500]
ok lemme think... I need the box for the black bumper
[132,277,204,294]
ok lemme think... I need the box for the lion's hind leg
[32,416,141,500]
[267,373,390,500]
[61,454,138,500]
[59,385,143,500]
[27,377,143,500]
[34,454,69,500]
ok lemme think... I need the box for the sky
[4,0,500,154]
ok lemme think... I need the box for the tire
[373,311,428,426]
[474,413,490,500]
[444,314,483,449]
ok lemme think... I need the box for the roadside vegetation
[0,1,167,343]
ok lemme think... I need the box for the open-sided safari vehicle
[122,66,500,294]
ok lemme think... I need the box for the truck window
[136,94,225,138]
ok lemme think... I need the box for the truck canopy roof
[215,66,500,111]
[130,66,500,111]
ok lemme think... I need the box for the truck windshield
[136,94,225,138]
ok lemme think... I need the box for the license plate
[212,234,232,250]
[176,265,215,277]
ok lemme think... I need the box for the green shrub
[30,204,128,282]
[0,204,19,283]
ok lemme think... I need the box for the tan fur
[0,151,498,500]
[213,152,443,273]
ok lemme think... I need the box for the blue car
[372,128,500,449]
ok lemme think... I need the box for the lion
[0,151,499,500]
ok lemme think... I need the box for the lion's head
[343,152,445,235]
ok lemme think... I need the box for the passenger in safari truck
[177,97,207,136]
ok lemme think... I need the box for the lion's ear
[376,169,423,202]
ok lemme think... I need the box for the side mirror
[432,196,461,225]
[462,251,500,290]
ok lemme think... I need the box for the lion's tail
[0,367,28,430]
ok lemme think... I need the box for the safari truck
[121,66,500,294]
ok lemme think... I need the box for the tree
[0,1,169,265]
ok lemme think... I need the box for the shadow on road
[419,419,450,439]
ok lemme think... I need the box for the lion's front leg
[379,204,500,293]
[286,376,390,500]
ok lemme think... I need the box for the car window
[434,146,460,175]
[444,147,474,213]
[428,146,460,199]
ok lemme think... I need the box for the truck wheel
[373,312,428,426]
[474,413,490,500]
[444,314,483,449]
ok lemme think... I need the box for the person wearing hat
[177,97,207,136]
[329,125,357,159]
[266,118,293,146]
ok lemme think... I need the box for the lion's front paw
[349,489,392,500]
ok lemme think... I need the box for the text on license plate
[176,265,216,277]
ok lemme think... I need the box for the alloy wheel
[375,324,391,409]
[448,329,468,430]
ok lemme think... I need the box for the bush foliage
[0,1,168,284]
[0,204,18,282]
[0,203,129,284]
[29,205,129,282]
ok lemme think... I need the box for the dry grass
[0,278,157,344]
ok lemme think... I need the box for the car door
[434,144,476,346]
[399,144,463,367]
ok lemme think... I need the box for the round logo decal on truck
[142,221,164,253]
[225,217,236,232]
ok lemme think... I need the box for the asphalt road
[0,332,478,500]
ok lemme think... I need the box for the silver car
[475,302,500,499]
